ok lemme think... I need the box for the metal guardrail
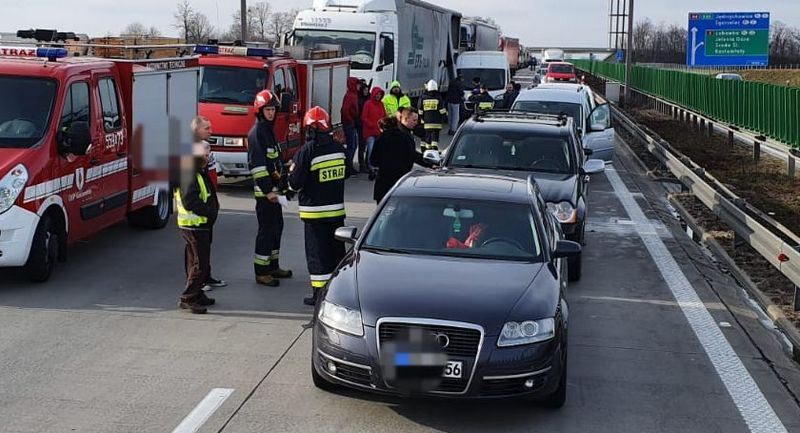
[612,105,800,291]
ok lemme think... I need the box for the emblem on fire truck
[75,167,85,191]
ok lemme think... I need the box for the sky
[1,0,799,47]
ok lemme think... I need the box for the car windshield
[549,64,574,74]
[448,130,575,174]
[294,30,376,70]
[199,66,268,105]
[363,197,542,262]
[512,100,582,127]
[458,68,506,91]
[0,76,57,148]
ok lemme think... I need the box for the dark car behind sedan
[311,172,580,406]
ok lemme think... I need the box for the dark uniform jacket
[370,118,432,202]
[247,119,284,198]
[177,167,219,230]
[288,132,347,222]
[418,90,447,130]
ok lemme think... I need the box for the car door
[94,74,129,224]
[271,66,291,157]
[582,91,615,162]
[283,66,303,154]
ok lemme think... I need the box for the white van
[457,51,510,101]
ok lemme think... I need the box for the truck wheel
[128,190,171,229]
[25,215,60,282]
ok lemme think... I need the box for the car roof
[393,172,535,205]
[461,112,573,134]
[514,86,586,104]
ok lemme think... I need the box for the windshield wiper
[361,245,411,255]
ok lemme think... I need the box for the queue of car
[309,72,615,407]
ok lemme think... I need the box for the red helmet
[304,106,331,132]
[254,90,279,112]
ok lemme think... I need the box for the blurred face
[507,84,514,92]
[374,91,384,101]
[195,121,212,141]
[262,107,276,121]
[391,87,401,96]
[400,111,418,130]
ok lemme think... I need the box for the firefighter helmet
[303,106,331,132]
[425,80,438,92]
[254,90,279,112]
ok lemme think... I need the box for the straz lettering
[0,47,36,57]
[319,166,345,182]
[105,130,124,150]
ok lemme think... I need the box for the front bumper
[312,321,564,399]
[0,205,39,267]
[213,150,250,177]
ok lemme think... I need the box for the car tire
[24,215,60,282]
[311,359,340,392]
[541,352,567,409]
[567,253,582,282]
[128,189,171,229]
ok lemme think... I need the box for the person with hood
[446,73,465,135]
[500,81,520,109]
[288,107,347,306]
[360,86,386,180]
[248,90,293,287]
[418,79,447,151]
[382,81,411,117]
[341,77,360,176]
[370,108,434,203]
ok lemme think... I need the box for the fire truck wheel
[25,215,60,283]
[128,190,171,230]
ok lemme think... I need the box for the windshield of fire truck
[0,76,58,148]
[293,30,376,70]
[199,66,269,105]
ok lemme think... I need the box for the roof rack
[11,28,195,59]
[473,110,570,127]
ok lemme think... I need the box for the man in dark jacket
[446,73,465,134]
[175,143,220,314]
[370,108,434,203]
[288,107,347,306]
[341,77,360,176]
[500,81,520,109]
[469,85,495,112]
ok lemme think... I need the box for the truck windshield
[199,66,268,105]
[0,76,57,148]
[458,68,506,91]
[294,30,376,70]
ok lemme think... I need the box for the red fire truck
[196,44,350,177]
[0,42,199,281]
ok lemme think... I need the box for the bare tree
[250,2,272,41]
[267,9,298,46]
[122,22,162,37]
[148,26,163,37]
[173,0,194,41]
[189,12,216,43]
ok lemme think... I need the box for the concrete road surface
[2,134,800,433]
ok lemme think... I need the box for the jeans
[343,124,358,172]
[448,103,461,132]
[365,136,376,171]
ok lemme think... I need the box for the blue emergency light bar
[195,44,273,58]
[0,46,67,59]
[37,47,68,59]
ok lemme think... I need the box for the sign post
[687,12,770,67]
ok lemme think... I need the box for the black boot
[303,290,319,306]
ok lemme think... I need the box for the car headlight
[498,318,555,347]
[318,300,364,337]
[546,201,577,223]
[222,137,245,147]
[0,164,29,215]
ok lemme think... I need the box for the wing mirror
[59,121,92,155]
[583,147,594,156]
[553,240,581,259]
[581,159,605,175]
[589,103,611,132]
[335,226,359,244]
[423,149,442,166]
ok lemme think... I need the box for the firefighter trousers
[422,129,441,151]
[304,220,346,291]
[254,198,284,276]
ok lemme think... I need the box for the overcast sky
[1,0,798,46]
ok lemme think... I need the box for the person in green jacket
[382,80,411,117]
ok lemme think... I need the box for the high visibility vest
[175,173,210,228]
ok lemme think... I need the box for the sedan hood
[444,167,577,204]
[354,251,544,335]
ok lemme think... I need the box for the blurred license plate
[443,361,463,379]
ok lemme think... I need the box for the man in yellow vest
[382,81,411,117]
[175,143,220,314]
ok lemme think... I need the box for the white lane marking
[605,167,788,433]
[171,388,234,433]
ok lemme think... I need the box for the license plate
[443,361,463,379]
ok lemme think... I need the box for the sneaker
[179,301,208,314]
[270,268,293,279]
[256,275,280,287]
[198,296,216,306]
[206,277,227,288]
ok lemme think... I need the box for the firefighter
[288,107,347,306]
[418,80,447,151]
[248,90,293,287]
[469,84,495,112]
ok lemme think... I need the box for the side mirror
[423,149,442,166]
[581,159,605,175]
[589,103,611,132]
[60,121,92,155]
[335,226,359,244]
[583,147,594,156]
[376,64,385,72]
[553,240,581,259]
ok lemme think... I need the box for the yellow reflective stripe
[174,187,208,228]
[196,174,209,203]
[424,124,442,129]
[311,280,328,288]
[299,209,347,219]
[252,171,269,180]
[267,151,280,159]
[439,108,448,114]
[478,102,494,110]
[310,159,345,171]
[254,254,271,266]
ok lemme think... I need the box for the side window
[59,82,90,131]
[273,68,286,96]
[286,68,298,97]
[536,198,555,250]
[98,78,121,131]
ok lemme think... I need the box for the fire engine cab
[0,40,199,281]
[196,43,350,176]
